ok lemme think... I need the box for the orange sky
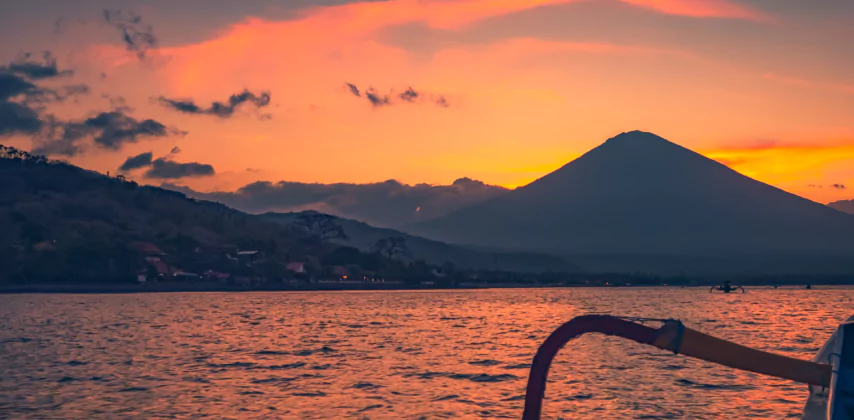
[1,0,853,203]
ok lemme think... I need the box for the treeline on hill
[0,146,383,284]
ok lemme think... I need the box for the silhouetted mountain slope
[261,211,580,273]
[409,131,854,275]
[829,199,854,215]
[0,146,309,283]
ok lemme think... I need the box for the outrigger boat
[709,280,745,294]
[523,314,854,419]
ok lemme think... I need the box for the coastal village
[132,241,381,286]
[129,239,453,288]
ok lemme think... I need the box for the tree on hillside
[321,245,384,271]
[373,236,412,261]
[287,213,348,242]
[0,145,48,164]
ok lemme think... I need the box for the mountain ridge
[161,177,507,229]
[407,131,854,275]
[828,199,854,215]
[260,211,580,273]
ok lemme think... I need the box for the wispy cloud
[155,89,272,119]
[620,0,766,21]
[345,83,450,108]
[102,94,134,113]
[103,9,159,63]
[6,52,73,80]
[763,72,854,96]
[306,0,761,34]
[704,141,854,186]
[162,177,506,227]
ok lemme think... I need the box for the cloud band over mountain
[163,177,506,228]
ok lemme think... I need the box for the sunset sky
[2,0,853,203]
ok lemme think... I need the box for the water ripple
[1,287,850,418]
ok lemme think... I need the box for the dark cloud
[398,87,419,102]
[118,151,154,171]
[0,73,38,101]
[103,9,158,62]
[144,158,215,179]
[6,52,73,80]
[0,54,88,138]
[345,83,450,108]
[162,177,507,228]
[365,88,391,107]
[156,89,272,118]
[0,52,81,103]
[0,100,44,136]
[21,84,90,106]
[157,98,200,113]
[117,151,214,179]
[346,83,360,97]
[812,184,849,189]
[32,111,185,156]
[170,146,181,154]
[0,52,178,158]
[102,94,134,113]
[73,112,178,149]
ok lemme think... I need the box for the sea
[1,287,851,419]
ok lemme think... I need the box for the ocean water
[1,287,851,419]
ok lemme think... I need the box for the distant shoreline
[0,281,845,294]
[0,281,574,294]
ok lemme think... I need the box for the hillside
[409,131,854,276]
[829,199,854,215]
[261,211,580,273]
[0,146,312,283]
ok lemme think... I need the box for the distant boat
[709,281,745,293]
[522,314,853,419]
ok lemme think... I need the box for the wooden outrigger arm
[522,315,834,420]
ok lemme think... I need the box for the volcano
[410,131,854,275]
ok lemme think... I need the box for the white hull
[802,315,853,420]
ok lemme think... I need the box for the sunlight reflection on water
[1,287,852,419]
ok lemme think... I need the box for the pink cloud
[620,0,766,20]
[763,72,854,96]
